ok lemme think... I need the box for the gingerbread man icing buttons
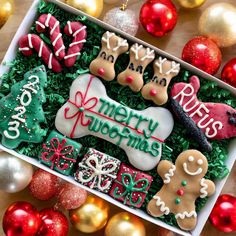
[117,43,155,92]
[89,31,129,81]
[147,150,215,231]
[141,57,180,105]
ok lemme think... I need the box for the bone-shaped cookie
[55,74,174,171]
[141,57,180,105]
[117,43,155,92]
[89,31,129,81]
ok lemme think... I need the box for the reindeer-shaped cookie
[141,57,180,105]
[147,150,215,231]
[117,43,155,92]
[89,31,129,81]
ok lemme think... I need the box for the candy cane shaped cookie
[63,21,87,67]
[36,14,66,60]
[19,34,62,73]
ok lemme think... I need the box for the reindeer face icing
[141,57,180,106]
[117,43,155,92]
[89,31,129,81]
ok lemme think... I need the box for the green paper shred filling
[0,0,235,229]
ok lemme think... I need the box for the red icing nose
[149,89,157,96]
[98,68,105,76]
[126,76,134,83]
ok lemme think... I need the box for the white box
[0,1,235,235]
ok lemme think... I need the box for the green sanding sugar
[0,0,235,228]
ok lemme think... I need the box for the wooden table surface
[0,0,236,235]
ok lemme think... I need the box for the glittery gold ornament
[176,0,206,9]
[105,212,146,236]
[0,0,14,29]
[65,0,103,18]
[198,3,236,48]
[69,195,109,233]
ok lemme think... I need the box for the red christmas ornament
[209,194,236,232]
[139,0,178,37]
[57,182,87,210]
[3,201,41,236]
[221,58,236,88]
[29,169,60,201]
[37,208,69,236]
[182,36,222,75]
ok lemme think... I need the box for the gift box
[109,163,153,208]
[0,0,235,235]
[75,148,121,193]
[39,130,82,176]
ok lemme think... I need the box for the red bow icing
[64,76,98,138]
[41,137,76,170]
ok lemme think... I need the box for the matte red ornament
[221,58,236,88]
[37,208,69,236]
[139,0,178,37]
[182,36,222,75]
[3,201,41,236]
[29,169,60,201]
[57,182,87,210]
[209,194,236,232]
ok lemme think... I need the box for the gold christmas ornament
[105,212,146,236]
[69,195,109,233]
[198,3,236,48]
[176,0,206,9]
[65,0,103,18]
[0,0,14,29]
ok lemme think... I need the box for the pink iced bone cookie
[117,43,155,92]
[89,31,129,81]
[147,150,215,231]
[171,76,236,140]
[141,57,180,105]
[55,74,174,171]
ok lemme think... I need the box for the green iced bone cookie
[0,65,47,148]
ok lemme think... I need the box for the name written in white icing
[3,75,40,139]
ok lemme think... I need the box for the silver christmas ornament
[0,152,33,193]
[103,7,139,36]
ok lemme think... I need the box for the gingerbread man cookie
[147,150,215,231]
[89,31,129,81]
[117,43,155,92]
[141,57,180,105]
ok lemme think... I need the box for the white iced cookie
[55,74,174,171]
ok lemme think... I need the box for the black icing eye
[160,78,167,87]
[129,63,135,71]
[152,76,158,82]
[107,55,114,63]
[100,51,106,60]
[136,65,143,74]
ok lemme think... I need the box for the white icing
[183,162,202,176]
[55,45,65,57]
[166,61,180,75]
[28,34,33,48]
[155,57,167,74]
[19,47,30,51]
[205,122,223,138]
[163,165,176,184]
[69,39,86,47]
[23,75,40,94]
[3,121,20,139]
[50,21,59,35]
[140,47,155,62]
[200,178,208,198]
[78,149,118,191]
[112,38,128,52]
[131,43,143,60]
[55,74,174,171]
[102,31,115,50]
[48,53,53,69]
[11,106,26,123]
[52,33,62,46]
[45,13,52,27]
[175,211,197,219]
[153,196,170,215]
[35,21,45,29]
[155,57,180,75]
[64,52,81,60]
[197,159,203,165]
[73,25,87,37]
[188,156,194,162]
[39,41,44,57]
[20,90,32,107]
[67,21,72,35]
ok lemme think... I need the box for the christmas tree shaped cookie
[0,65,47,148]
